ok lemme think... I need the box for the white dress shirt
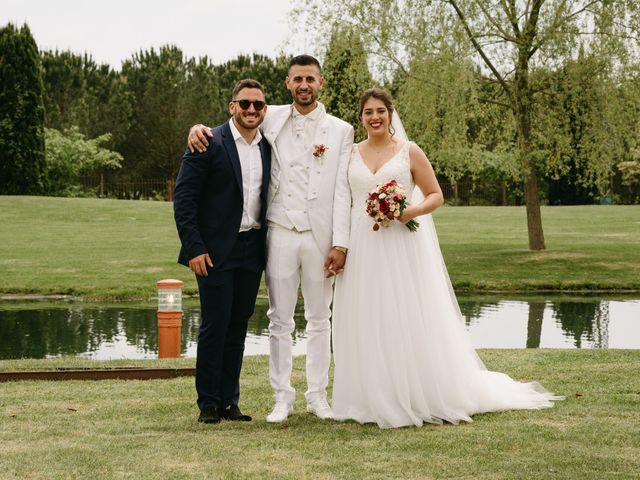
[229,119,263,232]
[291,103,324,150]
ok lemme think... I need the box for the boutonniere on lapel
[312,144,328,163]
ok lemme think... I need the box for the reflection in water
[527,302,545,349]
[456,297,637,350]
[0,297,638,359]
[0,300,307,360]
[0,307,162,360]
[553,302,596,348]
[594,303,610,348]
[552,301,611,348]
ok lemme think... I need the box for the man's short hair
[232,79,265,98]
[289,55,322,72]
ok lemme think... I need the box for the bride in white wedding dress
[331,88,562,428]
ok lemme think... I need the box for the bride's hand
[399,205,417,224]
[188,124,213,153]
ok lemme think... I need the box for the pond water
[0,295,638,360]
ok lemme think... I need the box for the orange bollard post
[156,279,184,359]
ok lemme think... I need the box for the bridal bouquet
[366,180,419,232]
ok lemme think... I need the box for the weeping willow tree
[395,50,521,204]
[534,50,635,204]
[292,0,640,250]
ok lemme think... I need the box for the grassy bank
[1,351,639,479]
[0,196,638,299]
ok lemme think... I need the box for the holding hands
[323,248,347,278]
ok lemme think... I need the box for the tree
[40,49,292,182]
[294,0,640,249]
[40,50,87,131]
[119,46,223,179]
[0,23,46,194]
[213,54,291,111]
[617,141,640,204]
[535,52,628,205]
[40,50,132,150]
[395,52,487,199]
[44,126,122,196]
[320,27,373,139]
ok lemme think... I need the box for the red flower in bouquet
[365,180,419,232]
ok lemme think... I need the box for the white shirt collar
[291,102,326,121]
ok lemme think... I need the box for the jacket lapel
[306,115,332,201]
[263,106,291,164]
[263,106,290,143]
[259,138,270,203]
[221,121,243,200]
[314,116,330,154]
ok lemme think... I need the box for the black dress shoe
[198,408,221,424]
[219,404,252,422]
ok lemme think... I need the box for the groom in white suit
[188,55,354,423]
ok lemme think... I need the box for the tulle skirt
[331,214,562,428]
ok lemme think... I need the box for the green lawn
[0,196,638,299]
[438,206,640,291]
[0,196,186,299]
[1,351,639,479]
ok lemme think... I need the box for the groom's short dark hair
[232,79,265,98]
[289,54,322,72]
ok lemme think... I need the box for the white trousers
[266,226,334,404]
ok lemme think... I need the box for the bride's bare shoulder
[408,142,430,162]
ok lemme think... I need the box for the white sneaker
[307,398,333,419]
[266,402,293,423]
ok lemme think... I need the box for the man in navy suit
[173,79,270,424]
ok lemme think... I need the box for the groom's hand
[187,124,213,153]
[189,253,213,277]
[323,248,347,278]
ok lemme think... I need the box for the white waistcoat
[267,116,313,231]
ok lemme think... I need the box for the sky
[1,0,303,68]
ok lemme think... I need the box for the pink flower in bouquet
[365,180,419,232]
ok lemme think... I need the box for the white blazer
[262,104,354,255]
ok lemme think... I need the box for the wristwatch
[333,246,348,254]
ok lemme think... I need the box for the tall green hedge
[0,23,46,194]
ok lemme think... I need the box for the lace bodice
[348,141,414,227]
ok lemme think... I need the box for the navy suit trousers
[195,228,264,412]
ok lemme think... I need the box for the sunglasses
[233,99,266,110]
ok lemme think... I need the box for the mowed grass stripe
[0,196,638,299]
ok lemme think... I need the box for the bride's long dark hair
[358,88,396,137]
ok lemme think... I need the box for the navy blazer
[173,120,271,271]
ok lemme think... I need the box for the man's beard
[294,91,316,106]
[234,112,261,129]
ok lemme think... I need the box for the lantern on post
[156,279,183,358]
